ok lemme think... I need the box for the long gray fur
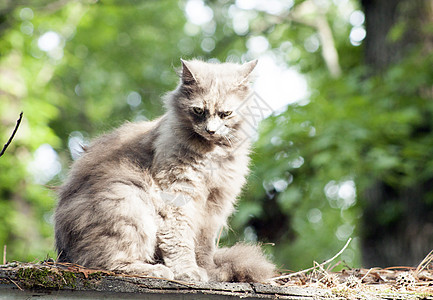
[55,59,275,283]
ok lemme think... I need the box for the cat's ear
[180,59,198,85]
[238,59,258,86]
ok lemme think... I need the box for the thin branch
[270,238,352,281]
[261,0,342,78]
[0,112,23,157]
[315,12,342,78]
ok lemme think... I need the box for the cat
[54,59,275,282]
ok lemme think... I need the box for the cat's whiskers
[223,135,233,148]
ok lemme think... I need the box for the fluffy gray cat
[55,59,275,282]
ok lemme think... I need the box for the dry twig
[270,238,352,281]
[0,112,23,157]
[360,267,376,282]
[8,278,23,291]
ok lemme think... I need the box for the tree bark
[360,0,433,267]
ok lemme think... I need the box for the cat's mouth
[191,124,235,146]
[201,131,235,147]
[200,130,221,141]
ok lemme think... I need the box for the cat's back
[58,118,161,202]
[83,119,159,164]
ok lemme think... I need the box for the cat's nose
[206,128,216,135]
[206,118,220,135]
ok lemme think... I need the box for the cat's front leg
[157,201,208,282]
[195,222,218,270]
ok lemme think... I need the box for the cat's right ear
[180,59,198,85]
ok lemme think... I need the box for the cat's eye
[192,107,204,116]
[220,111,233,118]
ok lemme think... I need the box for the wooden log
[0,263,432,299]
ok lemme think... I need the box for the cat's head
[168,59,258,146]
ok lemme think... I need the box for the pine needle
[415,250,433,276]
[216,226,223,248]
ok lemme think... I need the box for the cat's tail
[211,243,275,283]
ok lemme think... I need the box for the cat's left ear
[238,59,258,86]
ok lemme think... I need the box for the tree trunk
[360,0,433,267]
[362,0,433,69]
[362,181,433,267]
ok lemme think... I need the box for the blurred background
[1,0,433,272]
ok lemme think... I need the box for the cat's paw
[174,266,209,282]
[147,264,175,280]
[117,262,174,280]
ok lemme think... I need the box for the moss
[87,271,103,280]
[80,271,104,289]
[17,267,77,290]
[83,279,96,289]
[61,271,77,288]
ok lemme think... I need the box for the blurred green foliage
[236,51,433,269]
[1,0,432,271]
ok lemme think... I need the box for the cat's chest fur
[190,145,249,211]
[152,132,249,220]
[201,147,238,184]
